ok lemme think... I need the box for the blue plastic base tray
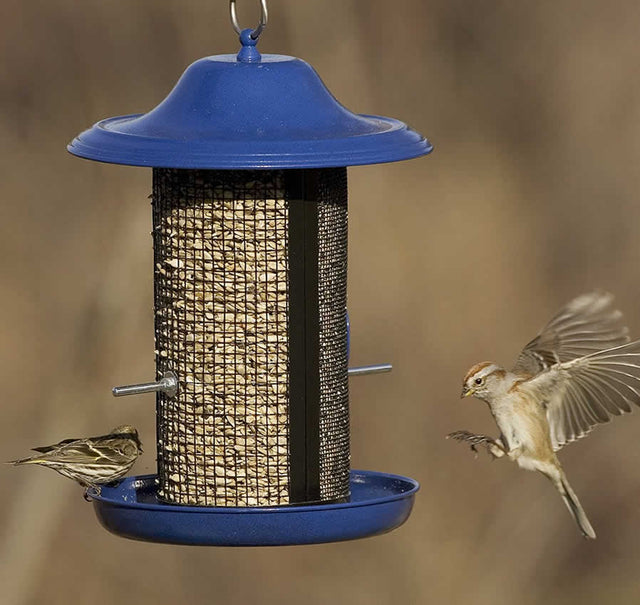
[89,470,419,546]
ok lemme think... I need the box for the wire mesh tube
[317,171,349,500]
[152,168,349,506]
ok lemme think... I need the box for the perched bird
[450,291,640,539]
[8,425,142,495]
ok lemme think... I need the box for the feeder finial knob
[230,0,267,62]
[237,29,262,62]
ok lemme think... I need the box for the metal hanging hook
[230,0,268,40]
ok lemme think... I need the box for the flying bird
[8,425,142,497]
[449,291,640,539]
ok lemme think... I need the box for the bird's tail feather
[558,473,596,539]
[6,457,40,465]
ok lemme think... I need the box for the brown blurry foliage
[2,1,640,604]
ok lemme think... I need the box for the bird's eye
[474,377,483,385]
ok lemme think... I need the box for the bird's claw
[83,486,101,502]
[447,430,500,459]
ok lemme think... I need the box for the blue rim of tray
[88,469,419,546]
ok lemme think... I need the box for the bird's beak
[461,386,473,399]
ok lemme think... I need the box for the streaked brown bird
[8,425,142,494]
[450,291,640,539]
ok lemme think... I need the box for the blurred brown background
[2,1,640,604]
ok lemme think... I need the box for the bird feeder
[68,1,431,546]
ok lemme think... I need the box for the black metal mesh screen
[317,169,350,500]
[153,169,290,506]
[152,167,349,507]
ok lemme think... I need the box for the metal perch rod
[347,364,392,376]
[112,372,178,397]
[112,365,391,398]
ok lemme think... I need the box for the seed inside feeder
[152,167,350,507]
[154,169,290,506]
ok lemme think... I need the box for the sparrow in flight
[450,292,640,539]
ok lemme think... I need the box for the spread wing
[512,291,629,377]
[521,339,640,450]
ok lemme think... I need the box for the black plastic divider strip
[286,169,321,503]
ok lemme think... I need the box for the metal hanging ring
[230,0,268,40]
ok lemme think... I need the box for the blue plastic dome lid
[68,31,432,169]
